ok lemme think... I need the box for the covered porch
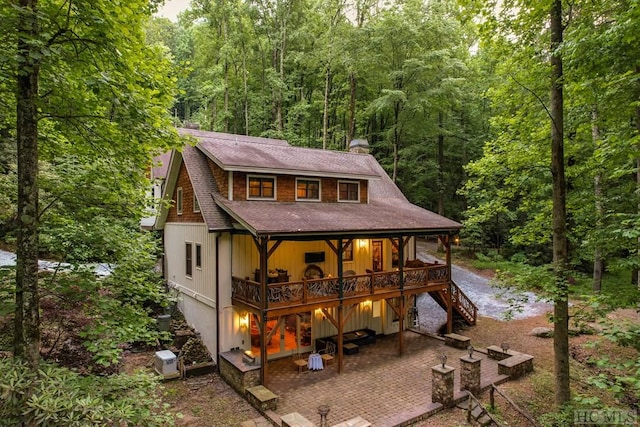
[230,233,463,386]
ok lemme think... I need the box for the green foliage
[537,403,576,427]
[0,358,175,426]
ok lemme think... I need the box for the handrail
[448,281,478,325]
[466,390,501,426]
[490,385,540,427]
[231,264,449,308]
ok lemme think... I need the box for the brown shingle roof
[176,129,462,236]
[181,144,233,231]
[179,128,381,180]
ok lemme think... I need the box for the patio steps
[457,397,497,427]
[428,280,478,326]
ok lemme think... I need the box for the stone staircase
[457,396,498,427]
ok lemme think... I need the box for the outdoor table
[308,353,323,370]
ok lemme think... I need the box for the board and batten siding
[164,223,216,304]
[232,235,397,280]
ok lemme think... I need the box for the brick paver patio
[257,330,506,426]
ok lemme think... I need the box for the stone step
[470,405,484,419]
[478,413,493,426]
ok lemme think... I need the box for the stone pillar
[431,364,455,407]
[460,355,481,395]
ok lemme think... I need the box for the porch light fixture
[357,239,367,249]
[440,353,447,368]
[362,300,372,310]
[239,313,249,330]
[467,345,474,359]
[501,342,509,353]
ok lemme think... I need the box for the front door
[250,312,312,358]
[372,240,383,272]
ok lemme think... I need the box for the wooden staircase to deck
[428,281,478,326]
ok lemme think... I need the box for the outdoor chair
[293,351,308,374]
[320,341,335,365]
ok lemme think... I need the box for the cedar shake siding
[207,158,228,199]
[166,163,205,223]
[230,174,368,203]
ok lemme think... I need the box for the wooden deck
[232,265,450,316]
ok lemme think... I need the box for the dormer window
[338,181,359,202]
[248,176,275,200]
[296,178,320,201]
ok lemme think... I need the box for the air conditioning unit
[154,350,177,375]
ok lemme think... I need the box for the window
[185,243,192,277]
[338,181,359,202]
[248,176,275,199]
[194,196,200,213]
[296,179,320,201]
[176,187,183,215]
[343,241,353,261]
[392,239,399,268]
[195,244,202,269]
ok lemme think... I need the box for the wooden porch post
[337,304,344,374]
[398,296,405,356]
[444,234,453,334]
[398,235,405,356]
[258,236,269,385]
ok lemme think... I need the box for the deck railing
[232,264,449,309]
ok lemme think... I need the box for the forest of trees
[0,0,638,424]
[149,0,638,288]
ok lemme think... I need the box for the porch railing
[232,264,449,309]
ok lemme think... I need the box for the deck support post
[257,236,269,386]
[443,234,453,334]
[337,305,344,373]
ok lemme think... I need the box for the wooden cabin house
[153,128,476,386]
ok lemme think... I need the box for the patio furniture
[343,343,359,355]
[308,353,323,370]
[320,342,335,365]
[293,351,308,374]
[304,264,324,279]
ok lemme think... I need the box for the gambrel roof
[156,128,462,237]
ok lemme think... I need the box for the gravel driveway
[415,241,552,333]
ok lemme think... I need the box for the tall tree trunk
[242,44,249,135]
[438,111,445,216]
[224,61,229,132]
[592,108,603,292]
[15,0,41,370]
[347,72,356,148]
[550,0,570,406]
[322,65,330,150]
[392,101,400,182]
[635,65,640,297]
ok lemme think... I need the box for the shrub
[0,358,175,426]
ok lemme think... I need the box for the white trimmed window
[248,176,276,200]
[338,181,359,202]
[296,178,320,201]
[185,242,193,277]
[194,195,200,213]
[176,187,183,215]
[195,243,202,269]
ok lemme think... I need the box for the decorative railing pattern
[232,264,450,309]
[447,281,478,325]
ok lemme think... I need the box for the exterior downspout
[215,233,220,367]
[398,235,405,356]
[445,234,453,334]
